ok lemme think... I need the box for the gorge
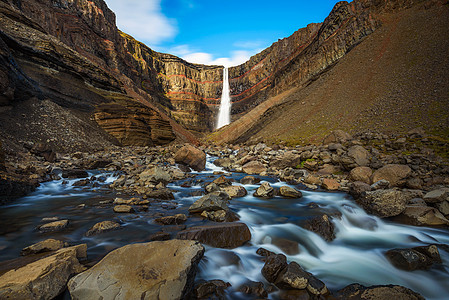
[0,0,449,299]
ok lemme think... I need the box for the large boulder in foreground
[174,144,206,171]
[177,223,251,248]
[371,164,412,187]
[357,189,408,218]
[0,244,86,299]
[68,240,204,300]
[336,283,424,300]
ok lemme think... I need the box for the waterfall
[216,67,231,129]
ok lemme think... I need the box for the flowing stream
[217,67,231,129]
[0,156,448,299]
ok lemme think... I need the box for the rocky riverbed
[0,129,448,299]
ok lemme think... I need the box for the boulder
[237,281,269,298]
[240,176,260,185]
[261,253,288,283]
[192,280,230,299]
[347,145,370,167]
[188,191,230,213]
[303,214,335,241]
[242,161,267,175]
[145,188,175,200]
[357,189,408,218]
[86,221,121,236]
[272,238,300,255]
[200,210,239,222]
[321,178,340,190]
[30,143,56,163]
[222,185,247,198]
[276,262,328,295]
[254,182,274,198]
[423,189,449,204]
[174,144,206,171]
[68,240,204,300]
[399,206,449,226]
[349,167,373,184]
[371,164,412,187]
[270,151,302,169]
[177,223,251,248]
[279,186,302,198]
[336,283,424,300]
[38,220,69,233]
[349,181,372,199]
[213,176,232,187]
[21,239,68,256]
[0,245,86,299]
[205,183,220,193]
[113,205,134,213]
[62,169,89,179]
[322,130,352,144]
[155,214,187,225]
[385,245,441,271]
[139,166,171,184]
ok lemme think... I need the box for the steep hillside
[210,0,449,145]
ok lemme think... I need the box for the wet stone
[38,220,69,233]
[113,205,134,213]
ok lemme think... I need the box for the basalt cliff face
[1,0,446,151]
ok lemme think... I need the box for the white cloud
[104,0,177,45]
[169,45,258,67]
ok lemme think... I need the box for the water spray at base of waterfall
[216,67,231,129]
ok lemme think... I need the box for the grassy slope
[208,3,449,145]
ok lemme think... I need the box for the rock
[336,283,425,300]
[275,262,309,290]
[192,280,230,299]
[242,161,267,175]
[321,178,340,190]
[200,209,239,222]
[213,158,232,168]
[30,143,56,163]
[240,176,260,185]
[86,221,121,236]
[303,214,335,241]
[270,151,302,169]
[322,130,352,144]
[436,201,449,216]
[371,164,412,187]
[279,289,311,300]
[385,248,436,270]
[347,145,370,167]
[350,167,373,184]
[139,166,171,184]
[205,182,220,193]
[213,176,232,187]
[21,239,68,256]
[62,169,89,179]
[148,232,171,241]
[357,189,408,218]
[349,181,372,199]
[237,281,268,298]
[174,144,206,171]
[399,206,449,226]
[423,189,449,204]
[113,205,134,213]
[155,214,187,225]
[279,186,302,198]
[145,188,175,200]
[38,220,69,233]
[0,245,86,299]
[177,223,251,248]
[261,253,288,283]
[222,185,248,198]
[189,191,230,213]
[68,240,204,300]
[256,247,276,259]
[272,238,300,255]
[114,198,133,205]
[254,182,274,198]
[303,160,318,171]
[304,175,321,185]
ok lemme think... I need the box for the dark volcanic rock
[385,245,442,271]
[336,283,425,300]
[192,280,230,300]
[303,214,335,241]
[174,145,206,171]
[261,253,288,283]
[357,189,408,218]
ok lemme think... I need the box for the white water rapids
[216,67,231,129]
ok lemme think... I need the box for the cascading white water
[216,67,231,129]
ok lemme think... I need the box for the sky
[104,0,343,67]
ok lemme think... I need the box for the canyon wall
[0,0,434,151]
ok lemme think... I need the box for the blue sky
[104,0,343,66]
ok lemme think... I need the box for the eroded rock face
[68,240,204,300]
